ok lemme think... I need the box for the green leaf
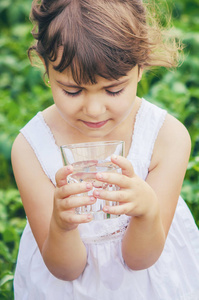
[0,274,14,288]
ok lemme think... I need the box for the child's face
[48,62,142,140]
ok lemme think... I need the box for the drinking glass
[60,141,125,220]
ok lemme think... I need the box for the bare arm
[93,114,191,269]
[123,115,191,269]
[11,134,94,280]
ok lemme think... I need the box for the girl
[12,0,199,299]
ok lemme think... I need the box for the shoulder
[161,113,191,150]
[12,133,31,160]
[150,113,191,171]
[11,107,52,163]
[159,113,191,147]
[12,132,34,160]
[11,132,45,183]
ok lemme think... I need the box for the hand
[53,166,96,231]
[93,155,158,218]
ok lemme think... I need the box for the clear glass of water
[60,141,125,220]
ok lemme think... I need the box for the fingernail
[86,183,92,189]
[87,214,93,221]
[97,173,103,179]
[90,197,96,203]
[103,206,109,212]
[112,155,118,160]
[94,190,100,196]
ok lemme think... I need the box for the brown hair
[29,0,180,84]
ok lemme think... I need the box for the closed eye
[62,89,82,97]
[106,89,124,97]
[62,88,124,97]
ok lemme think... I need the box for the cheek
[111,99,134,116]
[53,92,79,116]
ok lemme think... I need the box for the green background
[0,0,198,298]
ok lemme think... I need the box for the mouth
[81,120,109,129]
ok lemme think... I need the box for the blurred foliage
[0,190,26,299]
[0,0,198,298]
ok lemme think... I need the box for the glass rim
[60,140,124,150]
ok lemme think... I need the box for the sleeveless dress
[14,99,199,300]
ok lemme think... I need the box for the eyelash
[62,88,124,97]
[106,89,124,97]
[62,90,82,97]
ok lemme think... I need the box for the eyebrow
[56,78,129,89]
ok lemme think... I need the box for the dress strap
[20,112,62,186]
[128,99,167,169]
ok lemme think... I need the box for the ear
[138,66,143,82]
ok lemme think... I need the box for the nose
[83,95,106,118]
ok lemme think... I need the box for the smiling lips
[82,120,109,128]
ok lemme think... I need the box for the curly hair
[28,0,180,84]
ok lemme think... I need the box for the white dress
[14,99,199,300]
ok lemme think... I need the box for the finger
[61,195,97,210]
[95,171,132,189]
[93,189,130,203]
[60,210,94,224]
[55,166,73,188]
[111,155,135,177]
[103,202,134,216]
[56,181,93,199]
